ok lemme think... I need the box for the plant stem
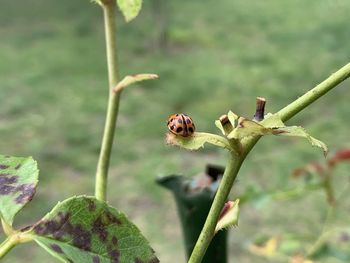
[95,0,121,201]
[0,237,17,259]
[278,63,350,122]
[188,62,350,263]
[188,154,245,263]
[0,231,32,259]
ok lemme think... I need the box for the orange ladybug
[167,113,195,137]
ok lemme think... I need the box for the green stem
[0,231,32,259]
[188,62,350,263]
[278,63,350,122]
[0,237,17,259]
[95,0,121,201]
[188,154,245,263]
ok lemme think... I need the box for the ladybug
[167,113,195,137]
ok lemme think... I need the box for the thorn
[253,97,266,121]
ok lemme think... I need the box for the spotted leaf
[0,155,38,226]
[30,196,159,263]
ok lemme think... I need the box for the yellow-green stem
[0,232,32,259]
[95,1,121,201]
[0,237,17,259]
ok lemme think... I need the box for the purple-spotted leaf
[30,196,159,263]
[166,132,232,152]
[117,0,143,22]
[0,155,38,225]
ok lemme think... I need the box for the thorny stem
[188,62,350,263]
[95,0,121,201]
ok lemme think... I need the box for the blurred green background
[0,0,350,262]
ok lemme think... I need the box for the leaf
[227,118,281,140]
[215,200,239,234]
[260,113,285,128]
[30,196,159,263]
[249,237,279,257]
[0,155,38,225]
[117,0,143,22]
[227,111,239,127]
[166,132,232,152]
[276,126,328,156]
[113,73,158,93]
[91,0,103,6]
[214,120,225,135]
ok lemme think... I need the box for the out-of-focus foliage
[0,0,349,262]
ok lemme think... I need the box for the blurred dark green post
[157,165,227,263]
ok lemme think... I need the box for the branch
[278,63,350,122]
[188,62,350,263]
[95,1,121,201]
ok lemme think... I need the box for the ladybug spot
[170,118,174,122]
[186,119,191,124]
[176,127,183,133]
[188,127,194,133]
[178,119,183,124]
[170,125,175,130]
[176,114,179,116]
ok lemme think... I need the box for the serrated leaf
[29,196,158,263]
[0,155,38,225]
[117,0,142,22]
[215,200,240,234]
[276,126,328,156]
[166,132,232,152]
[113,73,158,93]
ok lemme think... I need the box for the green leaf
[227,118,280,139]
[113,73,158,93]
[30,196,158,263]
[227,111,238,127]
[276,126,328,156]
[215,200,240,234]
[166,132,232,152]
[214,120,225,135]
[0,155,38,225]
[260,113,285,128]
[117,0,143,22]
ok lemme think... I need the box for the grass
[0,0,350,262]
